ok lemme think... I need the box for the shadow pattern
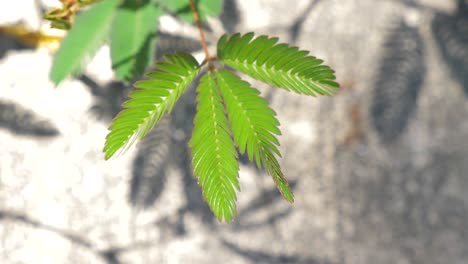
[220,0,240,33]
[129,116,171,208]
[289,0,323,43]
[0,33,31,60]
[156,32,201,59]
[233,180,297,230]
[432,0,468,96]
[335,147,468,263]
[0,100,59,137]
[0,210,153,264]
[370,21,426,143]
[222,239,332,264]
[80,75,130,121]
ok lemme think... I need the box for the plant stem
[189,0,213,70]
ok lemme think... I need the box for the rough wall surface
[0,0,467,263]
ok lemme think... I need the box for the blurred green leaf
[50,0,119,85]
[198,0,223,18]
[111,1,163,82]
[158,0,187,12]
[158,0,223,23]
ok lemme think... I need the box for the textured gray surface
[0,0,467,263]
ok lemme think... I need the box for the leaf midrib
[122,75,193,150]
[220,77,262,151]
[223,57,334,94]
[207,82,234,199]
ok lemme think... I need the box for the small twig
[189,0,214,70]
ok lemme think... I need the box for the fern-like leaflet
[189,72,240,221]
[104,52,200,159]
[216,70,293,202]
[217,32,339,96]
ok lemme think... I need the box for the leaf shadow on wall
[220,0,240,33]
[129,116,171,208]
[432,0,468,97]
[0,35,27,60]
[222,239,333,264]
[231,180,296,230]
[289,0,323,43]
[0,210,154,264]
[0,100,59,137]
[334,139,468,262]
[79,75,130,121]
[370,20,426,144]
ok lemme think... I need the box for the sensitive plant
[48,0,339,221]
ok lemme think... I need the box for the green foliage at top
[196,0,223,20]
[217,32,339,96]
[104,32,338,221]
[110,0,163,81]
[48,0,223,84]
[158,0,222,22]
[50,0,119,84]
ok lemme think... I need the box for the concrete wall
[0,0,467,263]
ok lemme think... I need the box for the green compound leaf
[157,0,187,12]
[111,0,163,82]
[189,72,239,222]
[158,0,223,23]
[50,0,119,85]
[217,32,339,96]
[198,0,223,19]
[104,52,200,159]
[216,70,294,202]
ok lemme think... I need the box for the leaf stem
[189,0,213,70]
